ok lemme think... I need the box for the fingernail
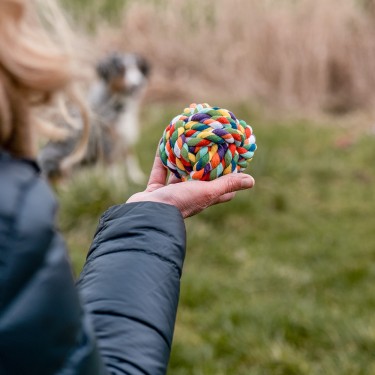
[241,175,255,189]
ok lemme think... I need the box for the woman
[0,1,255,374]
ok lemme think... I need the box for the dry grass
[89,0,375,114]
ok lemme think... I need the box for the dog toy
[159,103,257,181]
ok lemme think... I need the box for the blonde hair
[0,0,89,167]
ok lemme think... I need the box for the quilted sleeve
[76,202,186,375]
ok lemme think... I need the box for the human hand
[126,149,255,218]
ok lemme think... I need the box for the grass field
[58,103,375,375]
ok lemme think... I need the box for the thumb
[209,173,255,196]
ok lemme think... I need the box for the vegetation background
[57,0,375,374]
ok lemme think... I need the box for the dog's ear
[96,59,111,81]
[97,53,126,81]
[137,56,151,78]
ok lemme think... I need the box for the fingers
[214,192,236,205]
[147,145,168,190]
[179,174,254,217]
[209,173,255,197]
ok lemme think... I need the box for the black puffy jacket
[0,151,186,375]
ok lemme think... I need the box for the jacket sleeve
[76,201,186,375]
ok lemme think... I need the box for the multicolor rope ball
[159,103,257,181]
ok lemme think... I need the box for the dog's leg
[116,99,146,185]
[123,147,146,184]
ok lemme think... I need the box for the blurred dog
[38,52,150,184]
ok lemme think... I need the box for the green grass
[58,103,375,374]
[60,0,128,29]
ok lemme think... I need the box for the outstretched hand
[126,149,255,218]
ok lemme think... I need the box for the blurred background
[57,0,375,374]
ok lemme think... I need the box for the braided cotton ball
[159,103,257,181]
